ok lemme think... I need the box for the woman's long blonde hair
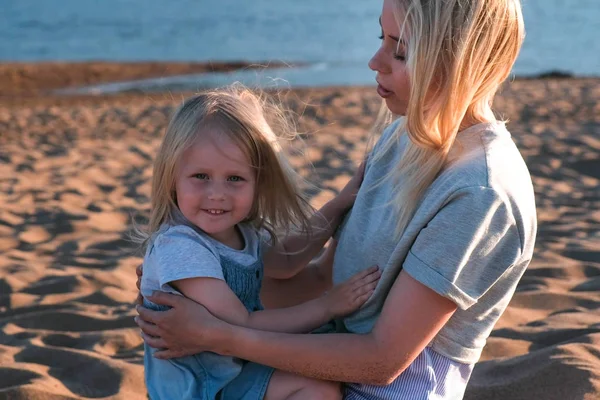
[374,0,525,235]
[135,84,312,247]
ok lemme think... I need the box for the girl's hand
[335,159,367,211]
[324,265,380,319]
[135,291,225,359]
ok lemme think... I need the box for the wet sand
[0,63,599,399]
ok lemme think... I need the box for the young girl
[136,0,537,399]
[138,85,380,399]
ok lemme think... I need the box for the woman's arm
[136,270,456,385]
[263,162,365,279]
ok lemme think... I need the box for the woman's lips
[377,83,394,98]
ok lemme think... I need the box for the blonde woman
[137,86,380,399]
[135,0,537,398]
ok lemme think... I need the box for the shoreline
[0,61,596,101]
[0,61,298,96]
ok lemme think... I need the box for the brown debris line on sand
[0,60,294,96]
[0,75,599,399]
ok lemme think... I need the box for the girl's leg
[264,370,342,400]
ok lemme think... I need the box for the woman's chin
[385,99,406,116]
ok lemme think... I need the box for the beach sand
[0,63,599,399]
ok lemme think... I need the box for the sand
[0,63,599,399]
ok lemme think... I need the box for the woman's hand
[135,264,143,305]
[135,291,225,359]
[324,265,380,319]
[335,159,367,211]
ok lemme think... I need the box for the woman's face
[369,0,411,115]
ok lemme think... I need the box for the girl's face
[369,0,411,115]
[175,131,255,245]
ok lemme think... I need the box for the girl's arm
[171,265,379,334]
[262,240,337,309]
[137,270,456,385]
[263,162,365,279]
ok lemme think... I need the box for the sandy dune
[0,64,599,399]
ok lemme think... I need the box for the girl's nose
[207,183,226,201]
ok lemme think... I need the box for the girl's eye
[227,176,244,182]
[194,173,209,180]
[378,34,384,40]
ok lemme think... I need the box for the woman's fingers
[154,349,185,360]
[147,291,183,308]
[142,332,167,349]
[136,264,143,290]
[136,305,165,325]
[135,265,144,301]
[135,264,144,304]
[135,293,221,358]
[135,315,162,337]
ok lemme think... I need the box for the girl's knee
[265,370,341,400]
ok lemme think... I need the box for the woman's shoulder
[443,122,531,190]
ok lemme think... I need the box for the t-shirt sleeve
[152,226,223,292]
[402,186,523,310]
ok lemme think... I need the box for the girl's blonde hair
[136,84,312,247]
[374,0,525,235]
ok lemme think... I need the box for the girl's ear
[244,198,259,223]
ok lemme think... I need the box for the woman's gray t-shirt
[334,119,537,364]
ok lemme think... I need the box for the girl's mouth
[203,209,228,215]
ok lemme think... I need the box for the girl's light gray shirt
[333,119,537,364]
[140,223,262,299]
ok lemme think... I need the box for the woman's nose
[368,47,391,74]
